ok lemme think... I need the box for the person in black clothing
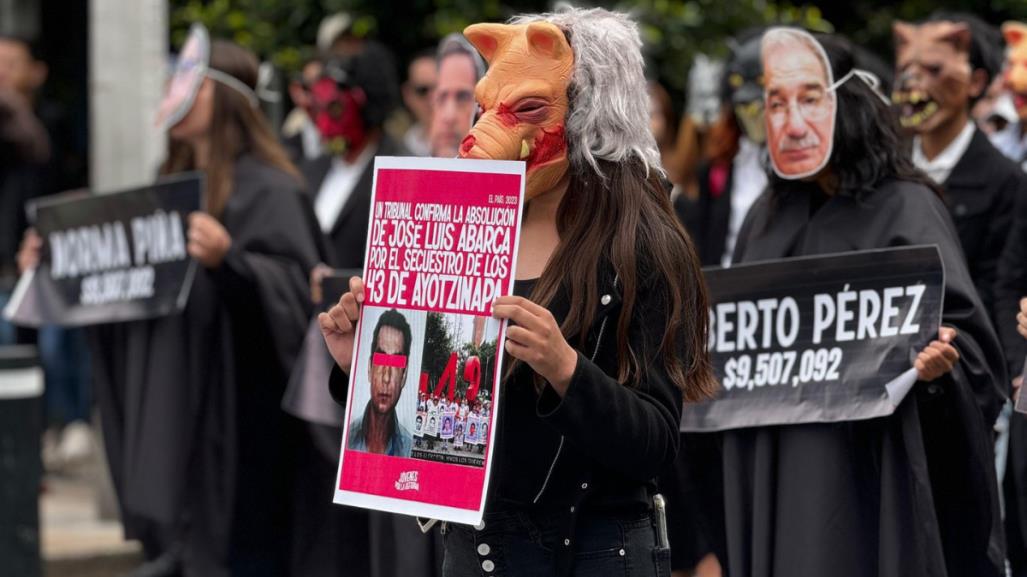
[1,33,93,469]
[0,86,49,345]
[281,53,324,165]
[302,43,407,273]
[894,13,1023,319]
[719,30,1007,577]
[675,30,767,270]
[18,34,325,577]
[320,7,715,576]
[286,42,445,577]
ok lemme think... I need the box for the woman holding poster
[721,29,1007,577]
[18,26,325,577]
[321,6,715,577]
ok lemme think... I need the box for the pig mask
[892,21,977,132]
[1003,22,1027,123]
[460,22,574,200]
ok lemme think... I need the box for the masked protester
[994,20,1027,577]
[320,7,715,577]
[281,54,325,164]
[15,27,324,577]
[675,30,767,269]
[428,33,486,158]
[662,54,724,200]
[289,43,446,577]
[401,49,437,157]
[992,22,1027,168]
[717,28,1007,577]
[658,30,767,577]
[893,13,1024,321]
[302,43,405,273]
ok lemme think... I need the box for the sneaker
[56,420,95,470]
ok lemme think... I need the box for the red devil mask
[309,75,368,157]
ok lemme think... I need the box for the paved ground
[40,434,143,577]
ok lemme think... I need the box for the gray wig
[509,6,663,178]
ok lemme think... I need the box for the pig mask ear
[893,21,915,53]
[526,21,570,59]
[1003,22,1027,48]
[464,23,512,64]
[941,23,972,55]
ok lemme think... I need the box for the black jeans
[442,508,671,577]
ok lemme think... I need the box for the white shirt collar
[314,145,377,233]
[721,137,768,267]
[912,121,975,185]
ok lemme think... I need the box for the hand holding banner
[680,246,944,431]
[334,157,524,525]
[4,174,202,327]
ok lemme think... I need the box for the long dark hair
[161,40,300,217]
[769,34,938,200]
[527,159,717,402]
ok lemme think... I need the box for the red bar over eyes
[373,352,407,369]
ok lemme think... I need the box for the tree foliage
[170,0,1027,121]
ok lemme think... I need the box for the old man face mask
[762,28,837,180]
[892,21,974,133]
[459,21,573,200]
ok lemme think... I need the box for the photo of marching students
[341,304,500,468]
[410,312,498,467]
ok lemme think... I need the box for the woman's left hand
[492,295,578,395]
[188,212,232,268]
[915,326,959,382]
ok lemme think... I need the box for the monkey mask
[460,22,573,200]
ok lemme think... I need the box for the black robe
[994,153,1027,576]
[674,160,734,268]
[665,159,734,571]
[90,155,322,576]
[721,178,1007,577]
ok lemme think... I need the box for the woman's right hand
[17,228,42,274]
[318,276,365,373]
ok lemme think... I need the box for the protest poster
[334,156,524,525]
[680,246,944,432]
[4,173,202,328]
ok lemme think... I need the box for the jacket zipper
[533,280,615,504]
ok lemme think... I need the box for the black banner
[3,174,202,327]
[680,246,943,432]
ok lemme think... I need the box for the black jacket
[300,136,407,268]
[994,154,1027,375]
[993,130,1027,573]
[941,128,1024,321]
[329,262,685,572]
[674,160,732,267]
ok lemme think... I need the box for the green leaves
[168,0,1027,113]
